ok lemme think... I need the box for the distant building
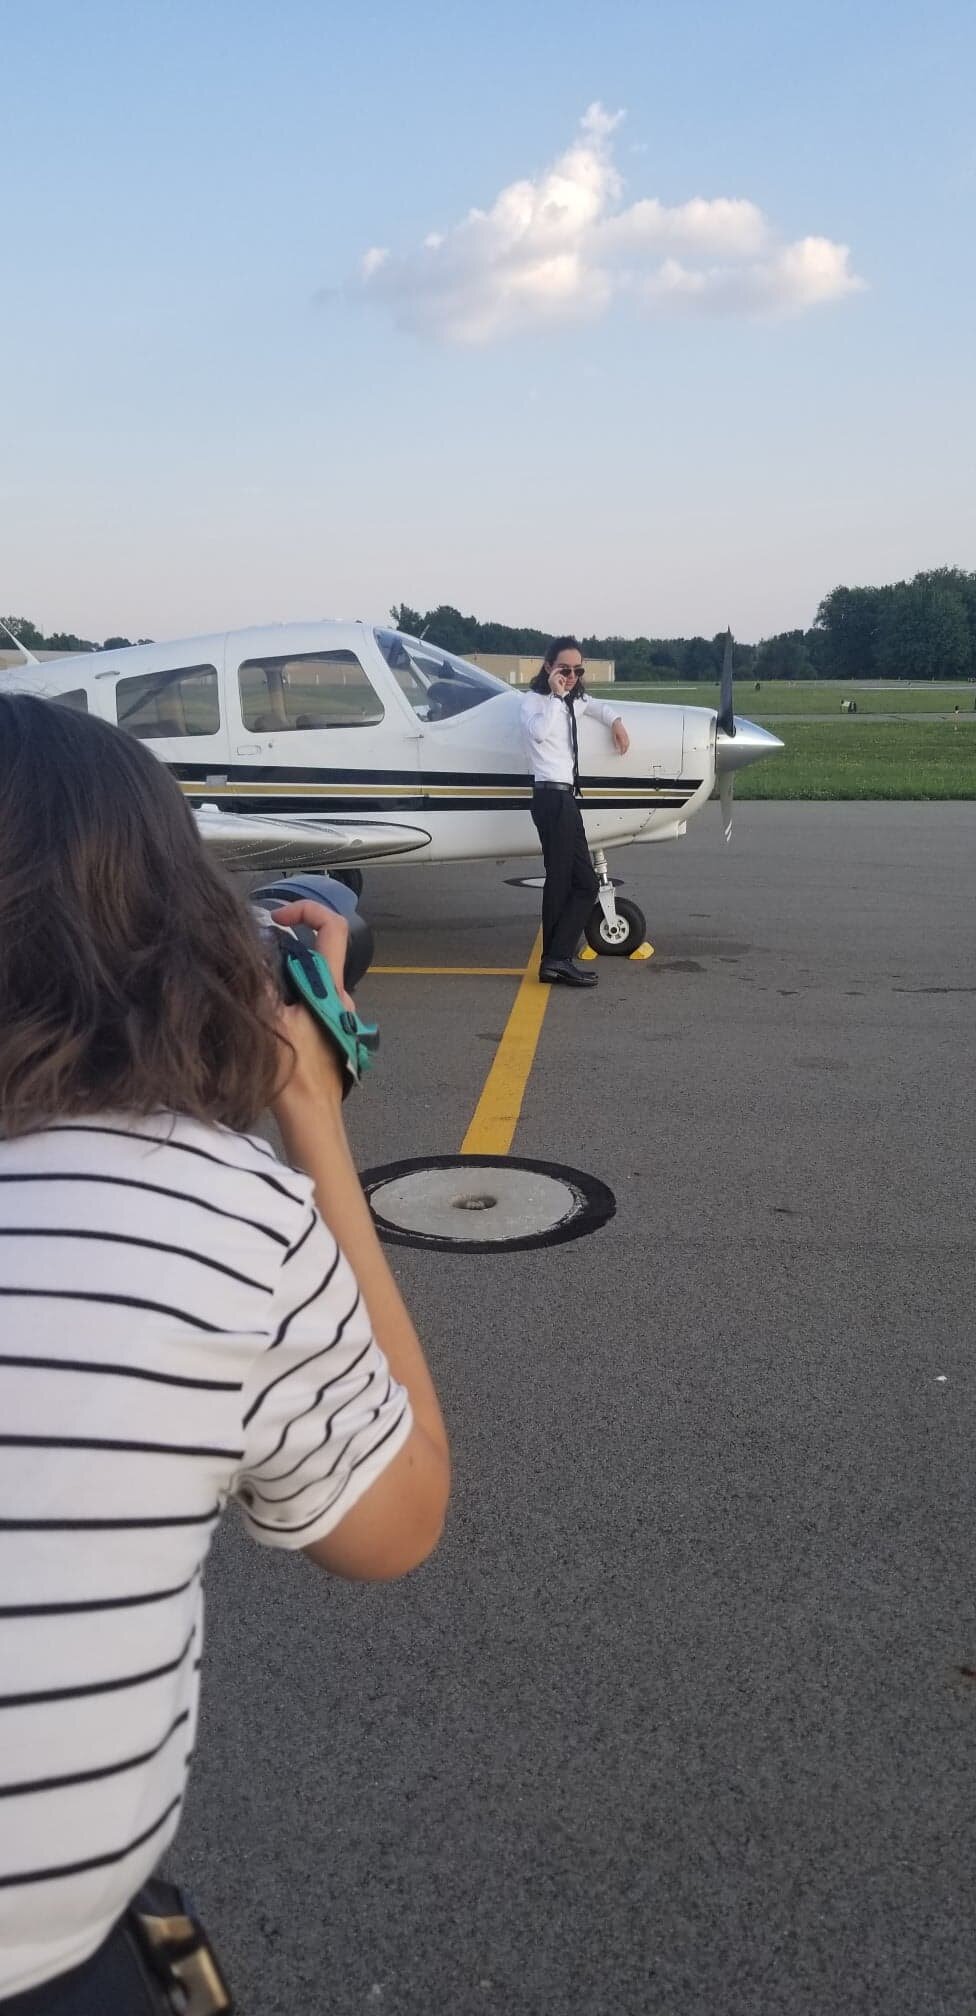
[464,652,615,685]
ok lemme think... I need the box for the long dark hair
[528,636,585,697]
[0,693,283,1136]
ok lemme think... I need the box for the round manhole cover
[360,1155,616,1254]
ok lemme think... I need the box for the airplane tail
[0,619,41,667]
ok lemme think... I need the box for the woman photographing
[0,694,450,2012]
[520,638,630,989]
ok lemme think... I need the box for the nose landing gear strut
[584,848,648,958]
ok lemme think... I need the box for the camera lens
[250,875,374,993]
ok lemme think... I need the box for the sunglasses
[553,665,583,678]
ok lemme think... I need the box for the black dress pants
[531,787,599,962]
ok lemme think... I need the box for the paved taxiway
[174,803,976,2016]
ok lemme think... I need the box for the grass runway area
[589,678,976,717]
[587,681,976,797]
[734,721,976,800]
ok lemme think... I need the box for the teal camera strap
[281,942,378,1096]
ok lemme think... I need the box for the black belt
[533,781,575,793]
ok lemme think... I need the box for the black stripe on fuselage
[171,762,700,788]
[171,762,701,810]
[178,785,698,816]
[188,794,694,815]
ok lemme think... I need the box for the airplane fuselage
[0,620,781,868]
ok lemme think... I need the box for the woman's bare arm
[270,902,450,1580]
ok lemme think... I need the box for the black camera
[251,874,374,993]
[251,874,378,1095]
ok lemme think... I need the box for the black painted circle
[504,874,623,890]
[359,1154,617,1254]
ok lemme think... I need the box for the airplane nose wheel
[585,848,647,957]
[585,896,647,957]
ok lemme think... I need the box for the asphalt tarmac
[174,804,976,2016]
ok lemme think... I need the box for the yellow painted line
[370,965,525,976]
[182,782,414,798]
[423,785,531,798]
[460,930,549,1157]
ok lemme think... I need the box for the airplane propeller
[713,631,784,842]
[719,771,734,845]
[717,627,735,738]
[717,628,735,845]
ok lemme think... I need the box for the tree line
[5,564,976,682]
[0,618,150,655]
[393,567,976,682]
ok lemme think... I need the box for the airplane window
[372,632,433,713]
[116,665,220,739]
[374,630,508,720]
[239,651,384,732]
[51,688,89,713]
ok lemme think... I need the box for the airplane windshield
[374,630,509,721]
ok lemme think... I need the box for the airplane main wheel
[585,896,647,957]
[331,868,364,899]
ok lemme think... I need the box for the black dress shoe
[538,959,598,988]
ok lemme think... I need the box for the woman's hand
[548,668,572,698]
[269,900,354,1115]
[271,900,354,1008]
[612,720,630,755]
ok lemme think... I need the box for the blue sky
[2,0,974,644]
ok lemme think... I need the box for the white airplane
[0,619,782,955]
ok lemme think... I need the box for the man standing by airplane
[521,638,630,989]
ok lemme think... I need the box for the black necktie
[564,696,580,796]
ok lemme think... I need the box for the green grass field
[587,679,976,718]
[583,681,976,798]
[733,722,976,800]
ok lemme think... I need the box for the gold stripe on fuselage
[180,780,690,804]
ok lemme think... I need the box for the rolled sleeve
[234,1203,413,1550]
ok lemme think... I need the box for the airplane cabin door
[223,627,422,818]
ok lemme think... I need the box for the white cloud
[643,236,863,315]
[360,246,389,281]
[355,104,865,343]
[616,195,771,258]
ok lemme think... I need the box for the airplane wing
[193,804,431,873]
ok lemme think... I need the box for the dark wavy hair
[0,693,283,1136]
[528,636,586,696]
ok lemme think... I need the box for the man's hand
[548,669,572,698]
[612,719,630,755]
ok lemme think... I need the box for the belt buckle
[132,1904,233,2015]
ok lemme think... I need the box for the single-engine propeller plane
[0,619,782,955]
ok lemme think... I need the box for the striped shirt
[0,1112,412,1999]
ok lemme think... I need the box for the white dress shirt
[520,689,622,786]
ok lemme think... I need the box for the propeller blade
[719,772,734,845]
[717,627,735,737]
